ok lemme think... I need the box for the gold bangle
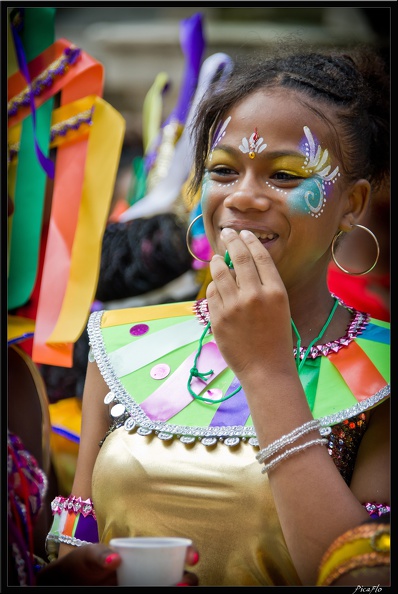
[316,522,390,586]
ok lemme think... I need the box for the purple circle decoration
[130,323,150,336]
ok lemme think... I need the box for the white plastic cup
[109,536,192,586]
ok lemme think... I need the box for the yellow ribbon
[46,97,125,346]
[142,71,169,155]
[8,315,36,343]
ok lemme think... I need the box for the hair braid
[95,214,193,302]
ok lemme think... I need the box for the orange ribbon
[327,341,387,400]
[9,37,126,367]
[32,96,125,366]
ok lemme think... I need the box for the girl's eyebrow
[257,150,306,160]
[211,145,239,157]
[211,146,305,160]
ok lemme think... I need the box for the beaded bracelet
[45,495,99,560]
[256,419,321,464]
[316,521,390,586]
[261,437,328,474]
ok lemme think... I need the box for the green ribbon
[8,7,55,309]
[299,356,321,412]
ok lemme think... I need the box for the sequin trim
[8,108,94,163]
[45,533,90,548]
[87,310,389,448]
[8,45,81,118]
[364,502,391,518]
[50,495,96,519]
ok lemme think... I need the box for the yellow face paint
[270,156,311,178]
[206,147,236,167]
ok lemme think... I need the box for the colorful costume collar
[87,300,390,447]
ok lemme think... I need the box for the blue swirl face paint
[289,126,340,218]
[287,176,326,218]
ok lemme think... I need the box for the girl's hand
[207,228,293,379]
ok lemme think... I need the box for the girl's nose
[223,181,272,212]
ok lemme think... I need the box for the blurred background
[54,5,390,154]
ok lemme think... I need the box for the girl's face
[201,89,348,288]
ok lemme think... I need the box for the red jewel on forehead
[248,129,259,159]
[239,127,267,159]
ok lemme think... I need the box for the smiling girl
[49,45,390,586]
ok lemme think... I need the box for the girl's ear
[338,179,371,232]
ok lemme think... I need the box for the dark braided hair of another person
[95,213,193,302]
[189,44,389,200]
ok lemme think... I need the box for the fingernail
[176,582,190,587]
[220,227,235,238]
[191,551,200,565]
[239,229,253,240]
[104,552,119,565]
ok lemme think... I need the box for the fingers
[103,551,122,568]
[224,228,273,282]
[176,545,200,586]
[177,570,199,587]
[36,544,120,586]
[209,228,273,297]
[81,543,121,569]
[186,545,200,566]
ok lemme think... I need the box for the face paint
[200,171,212,209]
[287,176,326,217]
[300,126,340,183]
[216,179,238,188]
[239,128,267,158]
[286,126,341,218]
[208,116,231,161]
[205,147,241,191]
[270,156,314,179]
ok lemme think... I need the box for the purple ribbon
[141,341,227,422]
[74,514,99,543]
[10,16,54,178]
[170,12,205,125]
[145,12,205,173]
[210,377,251,427]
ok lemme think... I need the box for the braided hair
[189,44,389,198]
[95,213,193,302]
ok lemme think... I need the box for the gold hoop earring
[186,214,211,263]
[331,224,380,276]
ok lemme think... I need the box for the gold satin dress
[93,428,300,586]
